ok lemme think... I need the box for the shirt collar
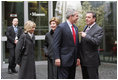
[13,25,17,28]
[66,20,76,33]
[88,22,96,28]
[28,32,33,38]
[67,20,72,27]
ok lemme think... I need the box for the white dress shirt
[67,20,76,34]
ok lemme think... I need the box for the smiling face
[49,17,59,31]
[50,21,57,31]
[86,13,96,26]
[24,20,36,33]
[29,27,35,34]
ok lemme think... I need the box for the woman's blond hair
[24,20,36,33]
[49,17,60,25]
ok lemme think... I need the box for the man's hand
[18,64,21,67]
[79,32,86,37]
[76,58,80,66]
[14,40,18,44]
[55,59,61,67]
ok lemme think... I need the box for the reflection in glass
[28,1,49,35]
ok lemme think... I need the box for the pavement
[1,61,117,79]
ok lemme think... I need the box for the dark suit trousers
[48,58,57,79]
[81,66,99,79]
[8,48,16,70]
[58,63,76,79]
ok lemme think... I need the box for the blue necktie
[15,27,17,33]
[14,27,18,36]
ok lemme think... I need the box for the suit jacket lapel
[83,25,88,32]
[86,23,96,34]
[17,27,20,33]
[64,22,75,44]
[11,26,15,35]
[32,35,35,44]
[73,24,78,36]
[26,34,32,41]
[27,33,35,43]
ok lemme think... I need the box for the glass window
[35,40,47,61]
[2,1,49,63]
[1,41,9,62]
[101,1,117,63]
[87,1,117,63]
[28,1,48,35]
[2,1,24,36]
[2,1,24,63]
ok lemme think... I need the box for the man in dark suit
[6,18,23,74]
[53,8,80,79]
[79,12,104,79]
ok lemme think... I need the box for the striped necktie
[85,26,90,33]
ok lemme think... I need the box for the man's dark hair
[87,12,96,21]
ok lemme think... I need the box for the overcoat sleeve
[6,27,15,43]
[15,34,24,65]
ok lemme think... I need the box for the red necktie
[72,25,76,45]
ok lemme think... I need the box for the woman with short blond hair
[15,20,36,79]
[24,20,36,33]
